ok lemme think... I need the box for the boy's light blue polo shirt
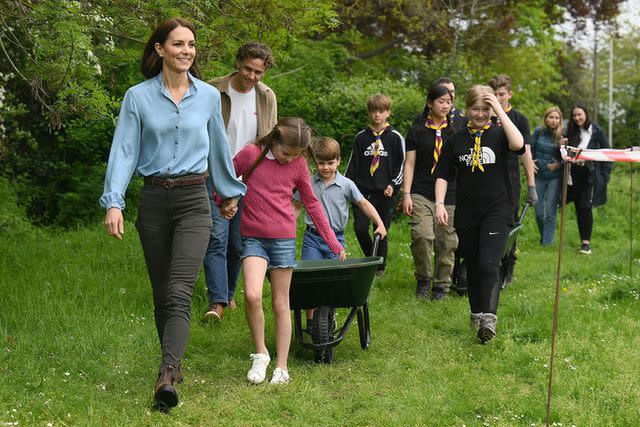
[294,171,363,233]
[100,72,246,210]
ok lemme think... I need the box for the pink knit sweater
[233,144,344,255]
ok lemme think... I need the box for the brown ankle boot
[154,365,179,409]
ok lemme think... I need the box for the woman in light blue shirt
[99,17,245,409]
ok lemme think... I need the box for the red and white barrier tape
[560,145,640,163]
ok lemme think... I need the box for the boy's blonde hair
[465,85,494,110]
[367,93,392,112]
[312,137,341,161]
[488,74,512,91]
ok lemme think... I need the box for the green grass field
[1,168,639,426]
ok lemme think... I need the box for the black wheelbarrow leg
[294,309,304,343]
[500,202,530,290]
[356,303,371,349]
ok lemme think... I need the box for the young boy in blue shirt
[294,137,386,259]
[293,137,387,325]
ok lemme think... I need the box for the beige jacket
[208,73,278,138]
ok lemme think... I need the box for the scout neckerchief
[467,121,492,172]
[426,115,448,173]
[494,102,511,127]
[370,122,390,176]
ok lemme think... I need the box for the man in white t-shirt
[203,42,278,322]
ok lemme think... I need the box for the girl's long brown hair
[243,117,314,182]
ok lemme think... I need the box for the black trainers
[579,243,592,254]
[415,277,431,300]
[431,283,448,300]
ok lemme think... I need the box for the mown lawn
[1,168,638,426]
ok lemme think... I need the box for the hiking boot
[154,364,180,409]
[203,303,224,322]
[431,283,448,300]
[477,313,497,343]
[415,277,431,301]
[470,313,482,331]
[579,243,592,255]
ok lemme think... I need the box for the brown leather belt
[144,173,207,188]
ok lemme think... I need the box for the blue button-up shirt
[294,171,363,233]
[99,72,246,210]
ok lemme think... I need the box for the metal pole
[608,35,613,146]
[631,163,634,277]
[546,160,570,426]
[593,25,598,124]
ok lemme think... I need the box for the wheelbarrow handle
[372,233,382,257]
[518,201,530,224]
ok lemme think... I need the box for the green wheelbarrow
[290,235,382,363]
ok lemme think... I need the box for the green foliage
[603,33,640,148]
[1,0,637,228]
[0,0,338,227]
[268,37,424,157]
[0,176,31,233]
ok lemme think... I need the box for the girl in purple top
[233,117,346,385]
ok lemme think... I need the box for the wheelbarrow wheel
[356,304,370,349]
[311,306,336,364]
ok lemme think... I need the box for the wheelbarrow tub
[502,222,524,258]
[289,256,383,310]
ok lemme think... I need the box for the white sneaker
[247,353,270,384]
[270,367,290,385]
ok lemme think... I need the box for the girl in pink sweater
[234,117,346,385]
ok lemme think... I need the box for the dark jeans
[203,198,243,305]
[352,190,394,270]
[458,221,510,315]
[135,183,212,368]
[575,206,593,241]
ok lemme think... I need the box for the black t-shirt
[405,114,456,204]
[492,108,530,183]
[449,106,468,132]
[435,125,525,230]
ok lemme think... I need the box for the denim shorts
[241,237,297,269]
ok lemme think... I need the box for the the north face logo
[458,147,496,167]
